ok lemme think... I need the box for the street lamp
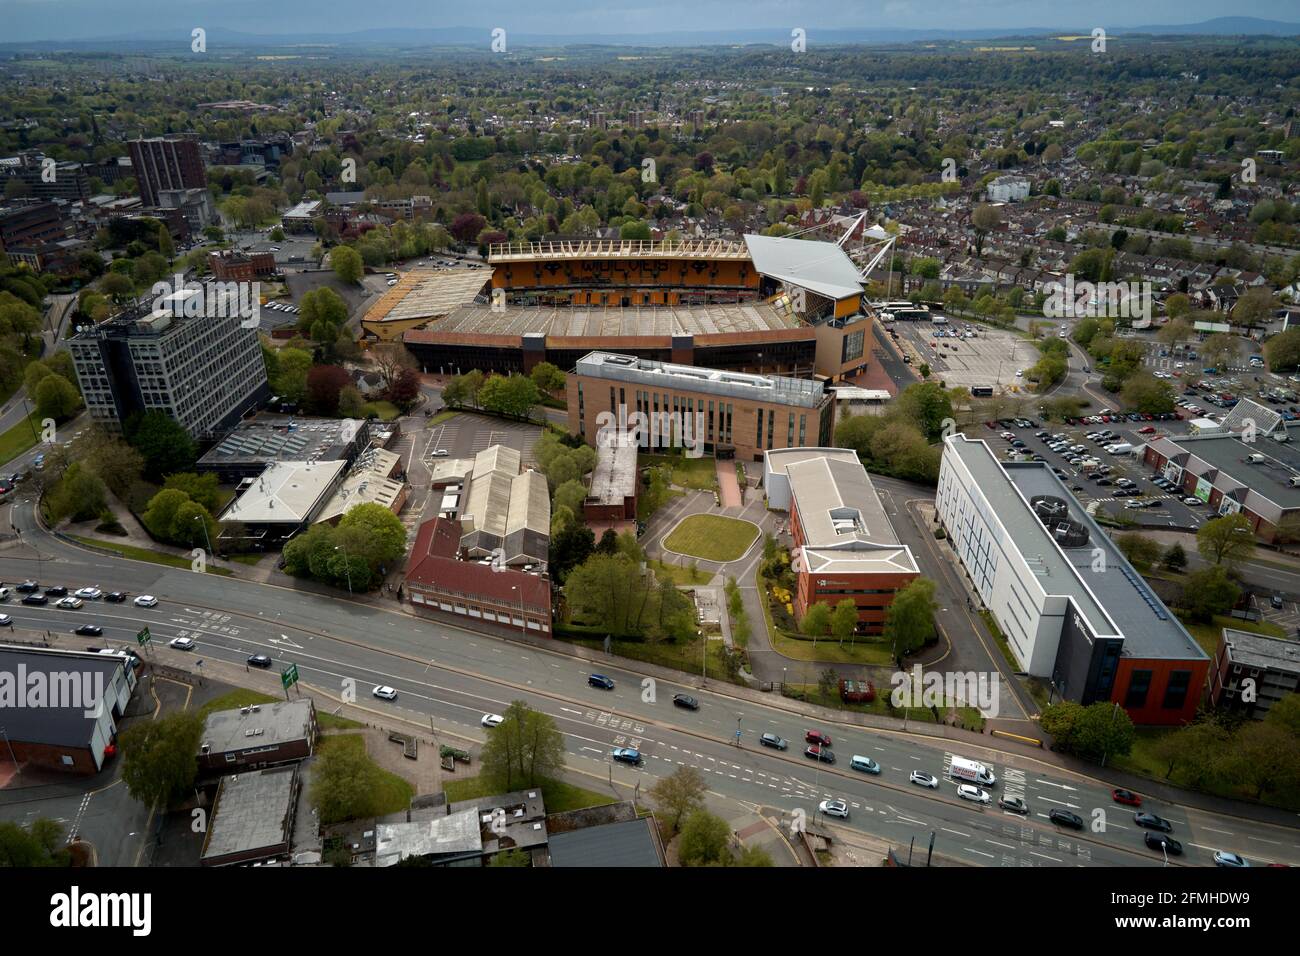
[193,514,214,561]
[334,544,353,595]
[735,713,742,747]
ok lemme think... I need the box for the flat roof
[947,435,1206,661]
[576,351,827,407]
[199,699,315,756]
[375,807,481,866]
[201,766,297,864]
[282,199,321,219]
[1221,628,1300,673]
[199,416,365,468]
[1149,432,1300,511]
[220,460,346,524]
[404,301,800,341]
[363,268,491,327]
[316,447,404,524]
[743,233,865,302]
[0,645,126,747]
[549,817,662,867]
[588,434,638,506]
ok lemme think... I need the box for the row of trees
[564,532,697,643]
[834,380,952,485]
[281,503,409,591]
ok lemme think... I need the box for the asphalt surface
[3,495,1298,868]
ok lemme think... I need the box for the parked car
[74,587,103,600]
[818,799,849,819]
[672,693,700,710]
[45,586,68,597]
[16,580,39,593]
[1134,812,1173,832]
[169,637,196,650]
[759,732,788,750]
[56,597,83,609]
[587,674,615,690]
[22,593,48,605]
[372,685,398,700]
[1049,808,1085,830]
[105,591,128,603]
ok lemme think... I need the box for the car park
[611,747,642,765]
[588,674,615,689]
[372,685,398,700]
[247,654,273,668]
[672,693,700,710]
[1134,812,1173,832]
[1144,833,1183,855]
[1049,808,1085,830]
[759,732,788,750]
[818,799,850,819]
[956,784,991,804]
[804,745,835,764]
[169,637,196,650]
[481,713,505,728]
[849,755,881,774]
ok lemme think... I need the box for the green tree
[800,600,832,640]
[1116,532,1161,571]
[338,503,408,574]
[1074,701,1136,765]
[1196,514,1256,567]
[119,712,203,808]
[479,700,566,792]
[677,809,732,867]
[530,361,566,394]
[970,204,1001,257]
[1162,542,1188,572]
[1151,719,1229,788]
[45,462,107,524]
[330,245,363,284]
[489,847,531,867]
[553,479,588,517]
[0,820,71,867]
[1040,700,1086,752]
[125,411,198,481]
[1178,565,1241,623]
[1222,722,1300,799]
[34,373,81,420]
[884,577,937,662]
[831,598,858,646]
[163,472,222,512]
[649,766,707,834]
[142,488,191,540]
[310,740,388,824]
[478,373,540,419]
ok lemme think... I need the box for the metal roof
[576,351,827,408]
[548,818,663,867]
[743,233,865,302]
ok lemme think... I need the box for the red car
[1138,426,1156,434]
[985,421,998,430]
[805,730,832,747]
[1111,788,1143,807]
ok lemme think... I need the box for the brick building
[209,248,277,281]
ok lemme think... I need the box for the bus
[971,386,994,398]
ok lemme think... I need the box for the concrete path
[715,458,741,508]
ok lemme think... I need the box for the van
[0,586,9,602]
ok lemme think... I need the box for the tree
[1196,514,1256,567]
[306,364,351,415]
[970,204,1001,257]
[1116,532,1161,571]
[817,667,838,701]
[298,287,348,333]
[310,739,388,824]
[553,479,588,517]
[329,245,363,284]
[387,366,421,409]
[163,472,221,512]
[530,361,566,394]
[272,347,313,405]
[125,411,197,481]
[142,488,191,540]
[338,385,366,418]
[1120,371,1175,414]
[1151,719,1229,786]
[1264,328,1300,371]
[489,848,531,867]
[1264,693,1300,738]
[1230,287,1277,329]
[677,809,732,867]
[831,598,858,646]
[338,503,408,572]
[480,700,565,792]
[119,712,203,808]
[649,766,707,834]
[45,462,107,524]
[550,521,595,581]
[0,820,70,867]
[800,601,831,640]
[1161,542,1188,572]
[478,373,539,419]
[1040,701,1086,752]
[1222,722,1300,799]
[372,342,417,392]
[76,429,145,498]
[884,577,937,661]
[1073,701,1135,764]
[1178,565,1241,623]
[34,373,80,420]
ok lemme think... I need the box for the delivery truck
[949,756,997,787]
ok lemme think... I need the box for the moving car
[672,693,700,710]
[804,730,832,746]
[611,747,642,766]
[1144,833,1183,856]
[169,637,196,650]
[956,784,991,804]
[1111,788,1142,807]
[998,795,1028,814]
[910,771,939,789]
[372,685,398,700]
[481,713,505,728]
[849,755,881,774]
[1213,851,1250,868]
[74,587,103,600]
[587,674,615,690]
[45,586,68,597]
[1049,808,1085,830]
[0,614,11,627]
[1134,812,1173,833]
[759,732,788,750]
[818,799,849,820]
[247,654,273,668]
[73,625,103,636]
[804,745,835,764]
[134,595,158,607]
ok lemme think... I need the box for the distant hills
[1,16,1297,51]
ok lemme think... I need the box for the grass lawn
[1181,614,1284,658]
[68,535,234,575]
[0,413,42,467]
[361,401,401,421]
[228,552,265,567]
[640,453,718,491]
[769,628,895,665]
[443,775,614,814]
[317,710,365,731]
[663,514,758,562]
[647,558,712,586]
[570,633,737,682]
[319,734,414,817]
[427,410,459,426]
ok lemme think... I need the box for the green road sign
[281,664,299,690]
[136,627,152,647]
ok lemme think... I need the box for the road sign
[281,664,299,690]
[136,627,151,647]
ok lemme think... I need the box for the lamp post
[194,514,214,562]
[334,544,353,595]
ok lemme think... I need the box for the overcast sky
[3,0,1297,43]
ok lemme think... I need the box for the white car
[481,713,505,728]
[134,595,158,607]
[432,449,449,457]
[74,587,103,600]
[56,597,83,609]
[169,637,196,650]
[956,784,991,804]
[1213,850,1250,867]
[1183,497,1202,506]
[818,799,850,819]
[372,685,398,700]
[910,770,939,789]
[0,614,12,627]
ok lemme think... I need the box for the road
[2,496,1297,868]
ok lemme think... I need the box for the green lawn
[427,410,459,426]
[361,401,401,421]
[663,514,758,562]
[319,734,415,817]
[569,631,738,682]
[647,558,712,586]
[769,628,895,665]
[68,535,234,576]
[0,413,42,467]
[443,775,614,814]
[640,453,718,491]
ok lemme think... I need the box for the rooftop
[1220,628,1300,673]
[315,447,404,524]
[201,766,298,865]
[283,199,322,219]
[362,268,491,328]
[0,645,128,747]
[489,237,750,262]
[548,817,663,867]
[374,807,482,866]
[199,416,367,469]
[742,233,866,302]
[199,699,316,756]
[588,433,638,506]
[575,351,828,408]
[219,460,346,525]
[1147,431,1300,512]
[404,517,551,610]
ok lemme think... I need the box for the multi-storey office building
[69,289,270,439]
[128,137,206,208]
[568,351,835,462]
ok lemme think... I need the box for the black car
[22,593,48,605]
[1144,832,1183,855]
[16,580,39,593]
[73,625,103,636]
[247,654,273,668]
[804,745,836,764]
[672,693,699,710]
[105,591,128,603]
[588,674,616,690]
[1049,808,1085,830]
[759,732,788,750]
[1135,812,1173,833]
[44,586,68,597]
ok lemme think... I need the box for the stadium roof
[405,301,799,340]
[488,238,750,262]
[743,234,865,302]
[363,268,491,327]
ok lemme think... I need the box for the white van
[0,586,10,602]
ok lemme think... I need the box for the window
[1124,670,1153,708]
[756,408,764,449]
[1162,670,1192,710]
